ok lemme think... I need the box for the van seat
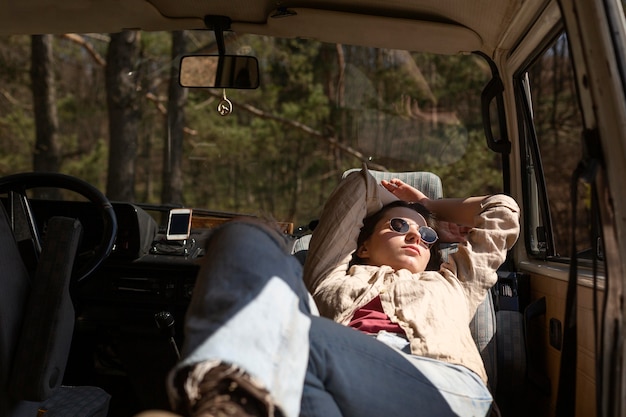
[0,204,110,417]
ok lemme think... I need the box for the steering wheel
[0,172,118,282]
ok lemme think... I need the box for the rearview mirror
[179,55,260,89]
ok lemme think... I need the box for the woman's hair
[351,200,442,271]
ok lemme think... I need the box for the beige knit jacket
[303,168,520,383]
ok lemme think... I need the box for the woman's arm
[381,178,485,226]
[303,167,386,294]
[421,197,486,227]
[382,177,520,314]
[449,194,521,311]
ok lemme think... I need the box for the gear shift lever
[155,310,180,360]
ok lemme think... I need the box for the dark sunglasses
[388,217,438,246]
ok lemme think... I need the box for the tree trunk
[105,31,140,201]
[31,35,61,173]
[161,30,187,205]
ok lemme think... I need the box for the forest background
[0,30,504,228]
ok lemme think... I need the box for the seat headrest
[342,168,443,200]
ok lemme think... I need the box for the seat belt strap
[555,129,600,416]
[555,160,584,417]
[556,154,597,417]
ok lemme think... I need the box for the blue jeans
[175,221,493,417]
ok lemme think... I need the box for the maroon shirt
[348,296,405,335]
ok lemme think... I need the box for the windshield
[0,32,501,227]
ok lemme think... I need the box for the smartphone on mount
[166,208,193,241]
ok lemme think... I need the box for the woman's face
[357,206,432,273]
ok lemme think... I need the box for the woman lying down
[144,167,520,417]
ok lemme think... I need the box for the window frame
[514,26,604,267]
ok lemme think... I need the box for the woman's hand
[381,179,429,203]
[437,221,471,243]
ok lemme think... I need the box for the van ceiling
[0,0,549,57]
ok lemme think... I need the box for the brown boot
[169,361,283,417]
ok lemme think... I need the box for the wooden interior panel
[527,272,599,417]
[191,214,293,234]
[577,285,599,417]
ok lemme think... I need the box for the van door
[511,0,626,416]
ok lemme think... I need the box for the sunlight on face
[357,207,431,273]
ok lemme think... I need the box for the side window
[519,32,595,260]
